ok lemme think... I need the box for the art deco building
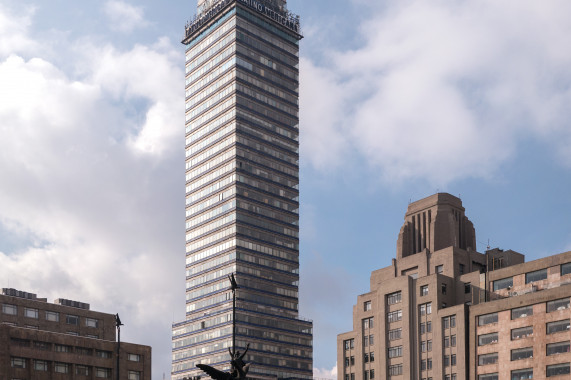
[0,288,151,379]
[172,1,312,379]
[338,193,571,380]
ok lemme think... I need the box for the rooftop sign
[183,0,301,44]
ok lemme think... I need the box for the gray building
[172,0,312,379]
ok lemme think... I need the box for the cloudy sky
[1,0,571,378]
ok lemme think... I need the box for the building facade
[0,288,151,380]
[172,0,312,379]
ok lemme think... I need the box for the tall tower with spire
[172,1,312,379]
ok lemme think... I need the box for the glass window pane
[512,305,533,319]
[478,313,498,326]
[547,298,570,312]
[525,269,547,283]
[493,277,513,291]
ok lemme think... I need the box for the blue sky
[1,0,571,378]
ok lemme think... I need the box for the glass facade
[173,1,311,379]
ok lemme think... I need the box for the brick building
[0,288,151,380]
[338,193,571,380]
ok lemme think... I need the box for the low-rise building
[0,288,151,380]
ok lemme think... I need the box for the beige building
[0,288,151,380]
[337,192,571,380]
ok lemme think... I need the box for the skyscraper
[172,1,312,379]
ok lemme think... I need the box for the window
[452,375,457,380]
[54,362,69,373]
[444,336,450,348]
[389,364,403,376]
[55,344,72,353]
[547,319,570,334]
[11,357,26,368]
[547,341,570,356]
[436,265,443,273]
[350,356,355,365]
[427,340,432,351]
[479,332,498,345]
[388,346,402,358]
[344,339,354,350]
[442,283,447,295]
[66,315,79,325]
[443,317,450,329]
[420,303,432,316]
[87,334,98,339]
[364,301,372,311]
[421,359,427,371]
[86,318,98,328]
[511,326,533,341]
[364,371,369,380]
[427,321,432,332]
[351,374,355,380]
[511,347,533,360]
[421,285,429,296]
[128,353,141,362]
[547,298,570,312]
[427,358,432,369]
[370,352,375,362]
[34,360,48,371]
[450,315,456,327]
[76,347,93,355]
[344,358,349,367]
[451,354,456,366]
[478,374,498,380]
[421,341,426,352]
[387,291,402,305]
[10,338,30,347]
[478,312,498,326]
[363,317,374,329]
[369,335,374,345]
[364,353,369,363]
[363,336,368,346]
[493,277,513,291]
[2,304,17,315]
[420,322,426,334]
[389,328,402,341]
[76,365,90,376]
[96,350,113,358]
[96,368,112,378]
[388,310,402,322]
[24,308,38,319]
[370,369,375,379]
[562,262,571,276]
[546,363,570,377]
[128,371,141,380]
[512,305,533,319]
[34,341,51,350]
[459,263,465,274]
[511,369,533,380]
[45,311,59,322]
[465,283,471,294]
[479,353,498,365]
[451,335,456,347]
[444,355,450,367]
[526,268,548,283]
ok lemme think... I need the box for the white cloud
[0,4,183,378]
[104,1,149,33]
[313,363,337,380]
[0,4,38,57]
[301,0,571,184]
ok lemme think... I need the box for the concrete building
[0,288,151,380]
[337,193,541,380]
[173,0,312,379]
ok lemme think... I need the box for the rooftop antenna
[487,239,490,250]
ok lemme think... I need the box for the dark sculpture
[196,344,250,380]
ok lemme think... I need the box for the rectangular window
[562,262,571,276]
[2,304,17,315]
[128,371,141,380]
[388,346,402,358]
[55,344,72,353]
[421,341,426,352]
[546,363,570,377]
[362,317,374,329]
[547,319,570,335]
[444,355,450,367]
[350,356,355,365]
[511,347,533,360]
[370,352,374,362]
[96,368,112,378]
[436,265,443,273]
[478,312,498,326]
[34,341,51,350]
[478,353,499,366]
[363,336,368,347]
[10,338,30,347]
[427,358,432,370]
[387,291,402,305]
[443,317,450,329]
[364,301,372,311]
[11,357,26,368]
[370,369,375,379]
[465,283,471,294]
[420,322,426,334]
[86,318,98,328]
[427,340,432,351]
[442,283,447,295]
[512,305,533,319]
[128,353,141,362]
[45,311,59,321]
[389,328,402,341]
[421,285,429,296]
[493,277,513,291]
[369,335,374,345]
[478,374,498,380]
[450,315,456,327]
[451,335,456,347]
[452,375,457,380]
[76,347,93,355]
[421,359,427,371]
[420,303,432,316]
[444,336,449,348]
[511,369,533,380]
[24,308,38,319]
[427,321,432,332]
[364,353,369,363]
[525,268,547,283]
[344,358,349,367]
[54,362,69,373]
[459,263,465,274]
[512,327,533,341]
[388,310,402,323]
[66,315,79,325]
[479,332,499,346]
[76,365,90,376]
[547,341,570,356]
[96,350,113,358]
[547,298,570,312]
[451,354,456,366]
[389,364,403,376]
[34,360,48,371]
